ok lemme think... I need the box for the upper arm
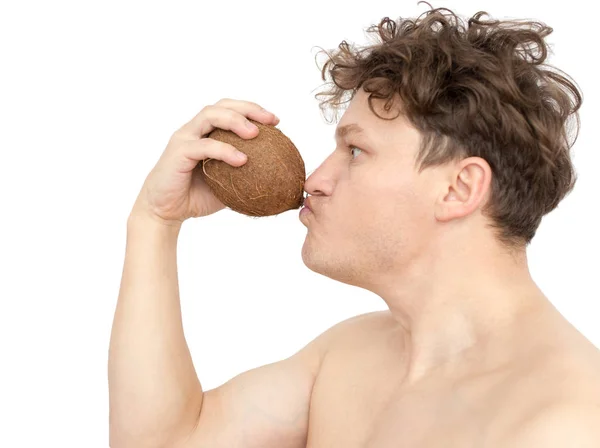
[507,404,600,448]
[176,313,371,448]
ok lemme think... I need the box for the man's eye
[349,145,362,160]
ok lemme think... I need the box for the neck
[372,237,552,383]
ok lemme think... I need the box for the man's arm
[178,333,323,448]
[108,209,349,448]
[108,212,202,448]
[178,312,372,448]
[507,404,600,447]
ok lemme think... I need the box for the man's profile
[108,5,600,447]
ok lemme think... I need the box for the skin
[298,86,600,446]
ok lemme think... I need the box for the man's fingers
[216,98,279,125]
[174,138,248,174]
[175,99,279,138]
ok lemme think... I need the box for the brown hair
[313,3,582,248]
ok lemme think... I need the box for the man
[108,6,600,448]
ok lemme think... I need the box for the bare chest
[306,370,494,446]
[304,311,600,447]
[305,340,514,448]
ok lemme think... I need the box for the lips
[302,196,312,211]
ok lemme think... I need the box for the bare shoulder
[523,325,600,406]
[325,309,397,331]
[539,326,600,397]
[501,402,600,447]
[317,310,400,351]
[328,309,398,333]
[497,333,600,446]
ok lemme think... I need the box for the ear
[434,157,492,222]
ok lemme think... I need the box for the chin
[301,242,363,287]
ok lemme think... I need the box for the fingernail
[245,120,257,130]
[261,108,279,121]
[236,151,247,160]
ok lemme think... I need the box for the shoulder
[289,310,400,376]
[321,309,396,337]
[503,403,600,447]
[323,310,398,343]
[514,315,600,396]
[499,337,600,446]
[307,310,398,358]
[292,310,391,357]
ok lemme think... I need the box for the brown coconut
[198,118,306,217]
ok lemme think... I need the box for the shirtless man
[108,9,600,448]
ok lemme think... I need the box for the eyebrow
[334,123,365,141]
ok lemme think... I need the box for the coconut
[198,118,306,217]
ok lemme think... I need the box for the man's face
[300,87,439,289]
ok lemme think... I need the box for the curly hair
[313,3,582,248]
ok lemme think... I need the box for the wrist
[127,206,183,234]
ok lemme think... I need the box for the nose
[303,151,337,200]
[303,168,328,199]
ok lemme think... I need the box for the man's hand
[131,99,279,226]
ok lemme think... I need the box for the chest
[305,348,507,448]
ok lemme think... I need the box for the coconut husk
[198,119,306,217]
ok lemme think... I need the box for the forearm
[108,211,202,447]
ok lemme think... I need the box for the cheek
[335,168,430,237]
[365,180,430,238]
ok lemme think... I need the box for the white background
[1,0,598,446]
